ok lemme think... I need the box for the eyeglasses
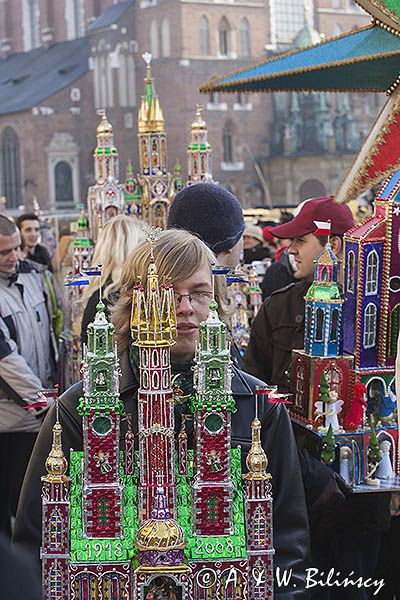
[173,291,213,306]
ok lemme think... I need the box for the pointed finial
[244,399,271,481]
[42,399,71,483]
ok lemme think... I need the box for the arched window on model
[161,17,171,57]
[366,250,379,295]
[315,307,324,342]
[240,17,250,57]
[223,121,234,163]
[363,303,377,349]
[48,564,63,600]
[149,19,159,58]
[55,161,73,207]
[219,17,230,56]
[200,15,210,55]
[1,127,21,209]
[330,308,339,342]
[347,250,355,293]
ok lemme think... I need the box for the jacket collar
[118,348,253,397]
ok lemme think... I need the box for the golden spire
[42,400,71,484]
[244,409,271,481]
[131,229,176,347]
[138,53,165,134]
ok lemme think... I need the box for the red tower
[130,255,177,521]
[244,413,274,600]
[192,301,235,536]
[78,303,124,538]
[41,407,71,600]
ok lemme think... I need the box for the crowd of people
[0,182,399,599]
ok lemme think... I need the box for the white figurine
[315,389,344,432]
[339,445,352,485]
[376,440,394,479]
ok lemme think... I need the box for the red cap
[272,196,355,239]
[262,225,276,243]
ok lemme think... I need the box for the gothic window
[102,573,124,599]
[200,16,210,55]
[366,250,379,295]
[150,20,159,58]
[240,18,250,57]
[152,349,159,367]
[315,308,324,342]
[162,349,168,366]
[324,366,341,394]
[0,127,21,209]
[219,17,229,56]
[236,92,247,106]
[66,0,85,40]
[306,305,312,339]
[363,303,377,349]
[49,509,63,551]
[48,563,63,599]
[330,309,339,342]
[161,17,171,57]
[23,0,39,50]
[209,92,220,105]
[252,506,267,546]
[252,558,266,599]
[55,161,74,206]
[118,53,127,107]
[347,251,355,293]
[321,266,328,281]
[127,55,136,106]
[153,371,159,388]
[295,365,305,407]
[143,370,149,388]
[223,122,234,163]
[75,573,98,599]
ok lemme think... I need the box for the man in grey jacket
[0,215,54,536]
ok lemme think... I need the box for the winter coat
[14,350,310,598]
[0,261,54,432]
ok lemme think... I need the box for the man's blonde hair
[83,214,145,301]
[112,228,219,351]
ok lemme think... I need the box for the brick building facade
[0,0,381,214]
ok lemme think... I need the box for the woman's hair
[112,228,223,351]
[82,214,145,301]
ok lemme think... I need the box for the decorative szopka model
[87,110,125,242]
[42,244,274,599]
[290,205,399,489]
[187,105,212,185]
[134,53,175,229]
[291,241,354,426]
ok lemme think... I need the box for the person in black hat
[167,182,244,267]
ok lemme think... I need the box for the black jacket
[14,351,310,598]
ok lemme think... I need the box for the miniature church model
[42,248,274,599]
[290,242,354,425]
[87,110,125,242]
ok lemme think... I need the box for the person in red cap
[244,196,354,386]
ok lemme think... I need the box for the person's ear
[330,235,342,256]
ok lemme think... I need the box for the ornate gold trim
[200,24,400,93]
[356,1,400,34]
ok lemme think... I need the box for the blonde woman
[15,228,309,587]
[81,214,145,344]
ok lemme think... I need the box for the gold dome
[42,409,71,484]
[135,488,186,552]
[96,109,113,136]
[191,105,206,131]
[244,417,271,481]
[136,518,186,552]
